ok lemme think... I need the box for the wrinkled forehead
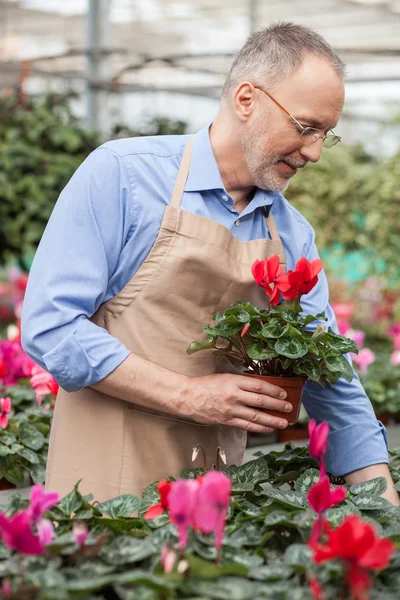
[272,56,345,129]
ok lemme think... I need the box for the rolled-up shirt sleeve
[299,229,389,477]
[21,148,133,392]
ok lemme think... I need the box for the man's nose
[299,139,324,164]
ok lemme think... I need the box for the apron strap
[170,136,195,209]
[171,135,282,246]
[265,210,280,242]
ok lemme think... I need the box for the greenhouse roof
[1,0,400,97]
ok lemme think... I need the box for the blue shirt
[21,124,388,476]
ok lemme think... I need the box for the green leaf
[275,337,308,359]
[186,576,257,600]
[204,321,243,338]
[263,489,307,509]
[0,431,16,446]
[18,422,45,450]
[187,337,217,354]
[260,320,289,339]
[180,467,204,479]
[224,458,269,492]
[96,494,141,518]
[27,462,46,484]
[58,483,83,516]
[283,543,312,571]
[250,564,293,581]
[350,477,387,496]
[0,445,11,457]
[17,447,40,464]
[4,463,25,485]
[264,510,295,527]
[351,494,393,510]
[246,342,277,360]
[225,522,264,547]
[100,535,155,565]
[324,351,354,383]
[294,468,320,493]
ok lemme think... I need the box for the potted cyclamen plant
[187,255,358,425]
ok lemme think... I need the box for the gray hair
[222,21,345,99]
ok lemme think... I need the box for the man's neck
[209,118,255,212]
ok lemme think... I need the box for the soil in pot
[244,373,307,424]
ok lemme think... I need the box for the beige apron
[46,136,286,502]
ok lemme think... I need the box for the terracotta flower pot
[244,374,307,424]
[0,478,16,492]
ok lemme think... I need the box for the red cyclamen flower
[307,475,346,542]
[308,419,329,474]
[279,258,323,300]
[144,479,172,520]
[309,578,324,600]
[309,515,395,600]
[251,255,285,306]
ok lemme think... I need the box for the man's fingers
[229,418,275,434]
[237,375,287,400]
[242,391,292,414]
[235,406,289,430]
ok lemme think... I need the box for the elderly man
[21,22,398,504]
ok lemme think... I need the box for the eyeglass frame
[253,84,341,148]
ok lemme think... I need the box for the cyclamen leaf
[350,477,387,496]
[96,494,141,518]
[351,494,392,510]
[263,489,307,509]
[224,458,269,491]
[284,544,312,570]
[275,338,308,359]
[294,469,320,493]
[18,422,45,450]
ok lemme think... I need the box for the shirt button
[235,220,240,227]
[221,195,229,201]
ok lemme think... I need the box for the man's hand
[177,374,292,433]
[92,354,291,432]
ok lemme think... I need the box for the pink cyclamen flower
[308,419,329,474]
[30,365,59,405]
[0,397,11,429]
[73,521,89,546]
[168,479,200,551]
[161,545,177,574]
[345,329,365,349]
[194,470,232,549]
[390,351,400,367]
[1,580,11,597]
[29,484,60,522]
[352,348,375,375]
[36,518,54,546]
[0,510,45,555]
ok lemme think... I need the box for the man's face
[240,55,345,192]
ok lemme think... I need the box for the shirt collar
[184,123,275,209]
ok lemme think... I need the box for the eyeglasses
[254,85,341,148]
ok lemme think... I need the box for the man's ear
[233,82,257,122]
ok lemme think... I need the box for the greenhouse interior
[1,1,400,598]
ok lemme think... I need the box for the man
[21,22,399,504]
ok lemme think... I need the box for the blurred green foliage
[0,93,101,268]
[0,94,188,268]
[286,144,400,283]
